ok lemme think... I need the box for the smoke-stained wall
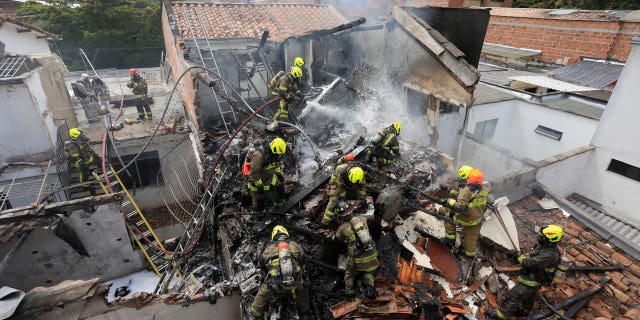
[313,16,473,153]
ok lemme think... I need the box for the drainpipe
[454,105,470,170]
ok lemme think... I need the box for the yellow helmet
[69,128,82,140]
[457,165,474,180]
[541,224,563,243]
[294,57,305,67]
[271,225,289,241]
[348,166,364,184]
[290,66,303,79]
[270,137,287,155]
[392,122,402,135]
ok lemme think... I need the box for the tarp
[0,286,25,320]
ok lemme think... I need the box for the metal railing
[158,135,202,228]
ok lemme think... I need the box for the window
[535,125,563,141]
[607,159,640,183]
[439,101,460,114]
[110,151,164,189]
[474,119,498,141]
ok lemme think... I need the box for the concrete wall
[0,73,56,163]
[574,40,640,225]
[484,15,640,63]
[536,147,593,197]
[0,22,51,56]
[108,133,199,209]
[0,205,145,291]
[36,55,77,128]
[468,100,598,161]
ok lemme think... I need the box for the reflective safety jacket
[127,77,148,98]
[335,215,379,273]
[246,145,282,192]
[329,164,366,200]
[452,186,489,227]
[516,243,560,287]
[370,126,399,154]
[262,240,304,286]
[271,73,300,101]
[65,136,95,167]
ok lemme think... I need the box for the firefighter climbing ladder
[93,170,183,282]
[180,6,237,135]
[154,168,229,294]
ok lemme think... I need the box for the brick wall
[485,16,640,63]
[162,4,203,156]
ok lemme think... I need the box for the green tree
[18,0,163,70]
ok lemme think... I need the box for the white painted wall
[0,22,51,56]
[0,77,55,163]
[536,149,593,197]
[468,100,598,161]
[572,41,640,226]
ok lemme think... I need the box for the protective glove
[358,198,368,208]
[335,201,350,214]
[447,198,457,206]
[506,250,521,263]
[439,184,450,192]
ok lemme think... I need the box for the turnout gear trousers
[271,73,300,122]
[334,216,379,294]
[250,241,309,317]
[127,77,151,119]
[323,164,366,223]
[496,243,560,318]
[246,147,284,211]
[452,186,489,257]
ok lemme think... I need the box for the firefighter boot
[365,285,376,298]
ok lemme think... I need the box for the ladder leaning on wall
[94,170,184,285]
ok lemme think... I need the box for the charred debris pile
[164,79,486,319]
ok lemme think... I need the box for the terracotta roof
[0,14,60,40]
[487,8,628,22]
[505,195,640,319]
[171,3,349,43]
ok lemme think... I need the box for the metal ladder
[180,6,237,135]
[93,170,183,282]
[154,168,229,294]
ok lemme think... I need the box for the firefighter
[293,57,304,68]
[268,66,304,128]
[65,128,99,188]
[486,225,563,319]
[365,122,401,167]
[322,164,366,224]
[438,165,474,247]
[249,225,311,320]
[333,201,379,299]
[446,168,489,258]
[245,138,287,212]
[126,68,152,120]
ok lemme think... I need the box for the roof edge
[392,6,479,88]
[0,14,60,40]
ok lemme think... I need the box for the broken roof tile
[508,195,640,319]
[171,3,349,43]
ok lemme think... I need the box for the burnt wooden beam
[0,193,122,224]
